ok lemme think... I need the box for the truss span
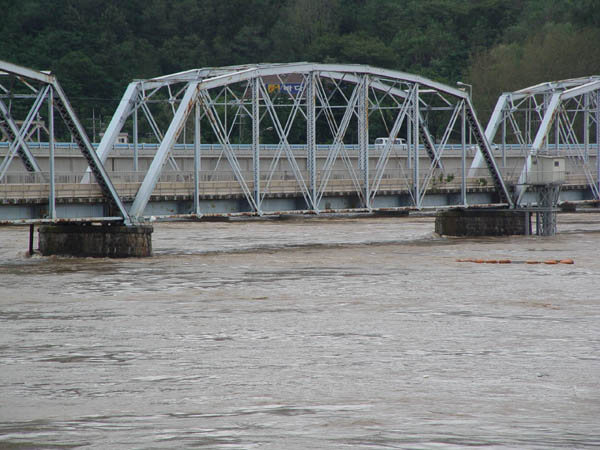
[470,76,600,205]
[0,60,131,224]
[94,63,512,221]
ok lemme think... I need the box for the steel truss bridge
[470,76,600,203]
[1,60,599,225]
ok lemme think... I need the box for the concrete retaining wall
[435,209,527,236]
[39,224,153,257]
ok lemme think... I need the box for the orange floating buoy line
[456,258,574,265]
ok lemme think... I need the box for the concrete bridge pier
[435,208,527,236]
[38,223,153,257]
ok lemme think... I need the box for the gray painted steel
[471,76,600,205]
[4,61,599,224]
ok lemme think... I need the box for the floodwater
[0,213,599,449]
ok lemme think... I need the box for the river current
[1,213,599,449]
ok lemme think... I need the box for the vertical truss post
[252,77,261,212]
[413,84,420,208]
[597,91,600,196]
[48,87,56,219]
[555,113,560,152]
[306,72,317,210]
[525,97,530,145]
[358,74,370,208]
[407,112,412,170]
[584,93,590,161]
[194,101,201,215]
[461,100,467,206]
[502,110,507,167]
[133,104,139,174]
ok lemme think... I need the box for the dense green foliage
[1,0,598,121]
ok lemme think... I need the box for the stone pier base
[39,224,153,257]
[435,209,526,236]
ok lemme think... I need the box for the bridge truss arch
[470,76,600,205]
[94,63,513,221]
[0,60,131,223]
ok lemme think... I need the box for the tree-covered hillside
[1,0,598,122]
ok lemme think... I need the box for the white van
[374,137,407,150]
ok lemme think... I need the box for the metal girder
[96,82,140,163]
[561,80,600,101]
[358,75,370,208]
[140,63,468,101]
[485,94,510,143]
[193,101,201,216]
[0,60,53,84]
[513,76,600,99]
[252,77,261,210]
[412,84,420,207]
[48,87,56,219]
[306,72,317,207]
[464,97,513,206]
[130,81,200,219]
[51,81,132,224]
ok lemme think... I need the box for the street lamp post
[457,81,472,145]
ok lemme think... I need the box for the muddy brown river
[1,214,599,449]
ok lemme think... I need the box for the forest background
[1,0,599,138]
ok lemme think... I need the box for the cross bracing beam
[258,78,313,209]
[129,81,201,219]
[314,74,364,206]
[198,89,259,211]
[321,71,443,170]
[0,93,45,178]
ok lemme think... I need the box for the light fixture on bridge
[456,81,472,100]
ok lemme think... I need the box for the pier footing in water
[435,209,527,236]
[39,224,153,257]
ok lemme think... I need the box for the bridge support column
[39,224,153,257]
[435,209,527,236]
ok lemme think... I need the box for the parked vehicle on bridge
[469,144,499,153]
[374,137,407,150]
